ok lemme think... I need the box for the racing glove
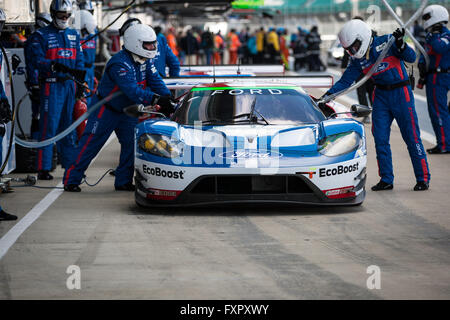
[151,94,176,116]
[51,61,71,74]
[29,86,40,104]
[51,62,86,83]
[393,28,406,52]
[0,98,13,124]
[418,63,427,79]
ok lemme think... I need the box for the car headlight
[138,133,183,158]
[319,131,361,157]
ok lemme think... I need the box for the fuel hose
[14,91,122,148]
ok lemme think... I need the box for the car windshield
[172,86,326,125]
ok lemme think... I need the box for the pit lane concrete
[0,87,449,299]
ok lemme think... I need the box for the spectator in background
[292,27,308,71]
[266,27,280,64]
[256,27,265,64]
[278,28,290,70]
[239,27,250,64]
[247,30,258,64]
[166,27,179,57]
[201,29,214,65]
[180,29,199,65]
[227,29,241,64]
[306,25,324,71]
[214,31,224,64]
[177,30,185,65]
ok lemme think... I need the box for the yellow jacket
[256,31,265,52]
[266,31,279,51]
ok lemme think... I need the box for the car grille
[189,175,314,195]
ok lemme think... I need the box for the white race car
[132,75,370,207]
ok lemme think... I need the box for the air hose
[0,44,17,175]
[14,91,122,148]
[320,0,428,104]
[14,92,29,138]
[80,0,136,45]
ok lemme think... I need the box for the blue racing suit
[31,23,85,171]
[24,32,40,119]
[328,34,430,185]
[63,49,171,187]
[419,26,450,152]
[81,33,96,106]
[152,33,180,77]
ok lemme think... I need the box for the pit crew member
[321,20,430,191]
[63,24,174,192]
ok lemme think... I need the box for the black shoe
[371,180,394,191]
[109,170,116,177]
[37,170,53,180]
[115,183,135,191]
[414,181,429,191]
[427,146,449,154]
[0,210,18,221]
[64,184,81,192]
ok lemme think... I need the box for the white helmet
[422,5,448,31]
[0,9,6,33]
[50,0,73,29]
[124,24,158,59]
[80,9,96,34]
[36,12,52,28]
[338,19,372,59]
[79,0,95,13]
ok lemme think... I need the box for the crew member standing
[153,26,181,77]
[322,19,430,191]
[24,13,52,139]
[32,0,85,180]
[418,5,450,154]
[0,9,17,221]
[63,24,174,192]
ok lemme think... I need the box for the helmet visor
[55,11,71,20]
[422,12,432,21]
[344,38,362,56]
[143,41,157,51]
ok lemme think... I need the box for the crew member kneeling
[63,24,174,192]
[321,20,430,191]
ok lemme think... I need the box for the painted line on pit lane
[0,134,117,261]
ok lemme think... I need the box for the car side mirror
[351,104,372,118]
[124,104,144,118]
[124,104,168,119]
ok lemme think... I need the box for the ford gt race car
[132,75,370,207]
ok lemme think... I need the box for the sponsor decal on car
[219,150,283,159]
[319,163,359,177]
[142,164,185,179]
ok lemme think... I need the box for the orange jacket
[167,33,179,57]
[228,33,241,52]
